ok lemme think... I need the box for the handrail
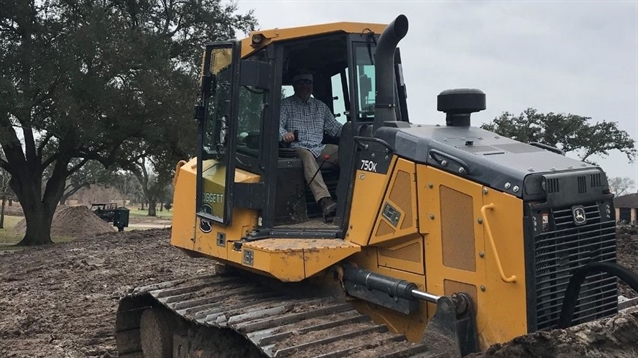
[353,136,394,152]
[480,203,517,283]
[173,160,188,187]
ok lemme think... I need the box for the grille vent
[590,173,602,188]
[546,178,560,193]
[577,176,587,194]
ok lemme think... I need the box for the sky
[234,0,638,191]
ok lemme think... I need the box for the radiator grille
[533,204,617,330]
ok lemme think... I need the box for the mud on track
[0,227,637,357]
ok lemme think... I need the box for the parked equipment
[91,203,129,232]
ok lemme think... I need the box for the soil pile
[617,226,638,298]
[3,204,23,216]
[469,307,638,358]
[14,206,115,238]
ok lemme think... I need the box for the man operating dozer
[279,70,342,218]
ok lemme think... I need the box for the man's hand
[282,132,295,143]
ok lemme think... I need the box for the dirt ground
[0,216,637,357]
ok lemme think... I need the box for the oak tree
[481,108,636,164]
[0,0,256,245]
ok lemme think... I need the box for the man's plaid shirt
[279,95,343,157]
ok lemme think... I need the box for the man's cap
[292,73,313,83]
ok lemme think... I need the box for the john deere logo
[572,206,587,226]
[199,204,213,233]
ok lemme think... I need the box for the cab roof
[240,22,388,57]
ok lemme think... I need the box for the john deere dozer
[115,14,638,357]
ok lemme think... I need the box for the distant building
[614,193,638,225]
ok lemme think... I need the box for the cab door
[195,42,241,227]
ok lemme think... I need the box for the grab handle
[481,203,517,283]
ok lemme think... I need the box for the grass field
[0,215,73,250]
[127,209,173,219]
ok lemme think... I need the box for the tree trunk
[8,199,12,206]
[17,202,55,246]
[0,196,5,229]
[159,202,163,212]
[148,199,157,217]
[8,154,69,246]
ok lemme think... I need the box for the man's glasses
[293,79,313,85]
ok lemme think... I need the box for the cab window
[353,43,376,120]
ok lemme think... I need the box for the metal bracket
[243,249,254,266]
[344,280,418,315]
[421,293,478,357]
[216,233,226,247]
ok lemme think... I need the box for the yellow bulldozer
[115,14,638,357]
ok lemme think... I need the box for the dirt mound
[617,226,638,298]
[470,307,638,358]
[2,205,23,217]
[14,206,115,238]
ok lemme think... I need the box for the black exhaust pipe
[373,15,409,133]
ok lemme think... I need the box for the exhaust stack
[373,15,409,133]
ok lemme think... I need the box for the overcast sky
[235,0,638,190]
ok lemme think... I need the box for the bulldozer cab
[194,23,409,238]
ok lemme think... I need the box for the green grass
[0,215,73,251]
[127,209,173,219]
[0,216,23,245]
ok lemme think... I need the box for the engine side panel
[417,165,528,350]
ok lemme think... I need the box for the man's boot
[320,197,337,219]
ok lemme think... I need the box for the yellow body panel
[170,158,362,282]
[377,234,425,275]
[417,165,527,349]
[170,158,260,255]
[341,160,431,341]
[346,157,397,246]
[171,159,198,251]
[234,239,361,282]
[241,22,387,57]
[479,187,528,345]
[369,158,418,245]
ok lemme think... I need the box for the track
[115,274,438,358]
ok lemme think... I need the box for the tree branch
[67,158,89,175]
[22,124,37,162]
[41,153,61,173]
[64,184,86,199]
[0,116,27,174]
[42,158,69,207]
[0,158,9,172]
[37,132,53,157]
